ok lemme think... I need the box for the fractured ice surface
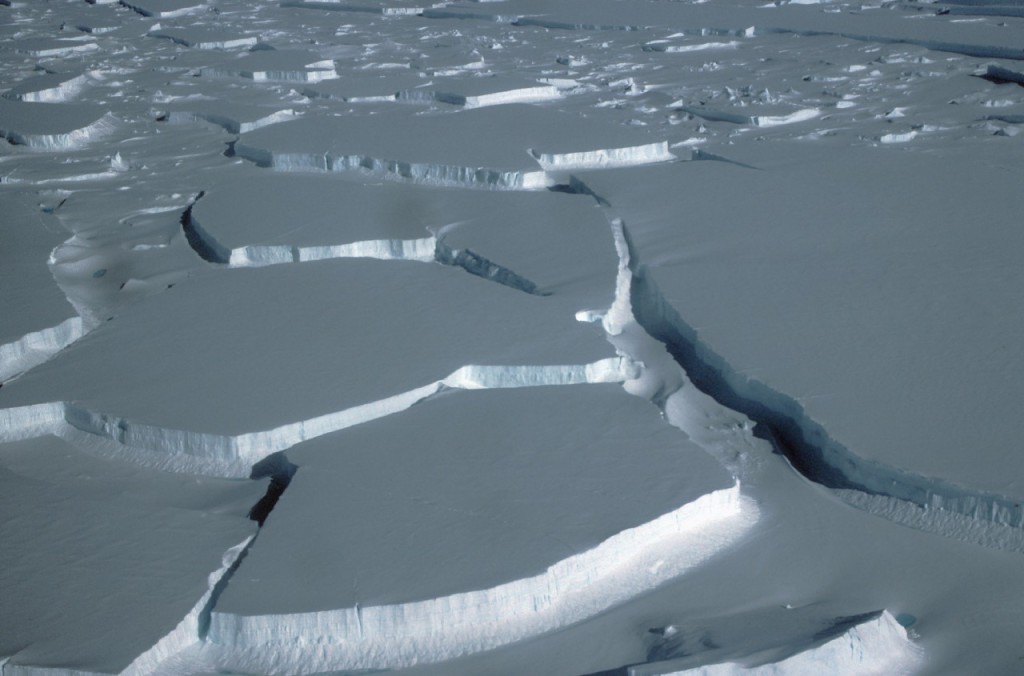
[396,75,562,107]
[121,0,210,19]
[301,70,427,102]
[577,142,1024,497]
[162,101,296,134]
[148,27,260,50]
[13,37,99,59]
[235,104,674,188]
[198,49,338,82]
[204,385,754,673]
[2,71,90,103]
[0,258,619,475]
[0,435,259,673]
[186,172,617,307]
[0,99,116,150]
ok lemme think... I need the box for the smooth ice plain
[1,0,1023,674]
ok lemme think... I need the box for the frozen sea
[1,0,1023,674]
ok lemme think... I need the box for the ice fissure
[579,182,1024,552]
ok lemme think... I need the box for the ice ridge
[0,359,637,478]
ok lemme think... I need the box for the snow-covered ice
[2,0,1024,672]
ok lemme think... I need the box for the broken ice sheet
[0,99,116,150]
[186,172,617,308]
[0,257,616,475]
[205,384,745,672]
[0,435,259,673]
[235,103,673,188]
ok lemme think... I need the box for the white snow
[646,611,921,675]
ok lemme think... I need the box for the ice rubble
[234,104,674,188]
[0,100,116,150]
[647,611,920,676]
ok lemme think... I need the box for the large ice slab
[148,26,261,50]
[396,75,562,108]
[302,70,427,102]
[0,99,116,150]
[2,71,90,103]
[0,258,617,475]
[186,173,617,307]
[205,385,752,672]
[640,611,921,675]
[0,435,259,673]
[199,49,338,82]
[121,0,209,19]
[163,100,296,133]
[235,104,674,188]
[576,139,1024,497]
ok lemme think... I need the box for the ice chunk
[0,435,259,673]
[148,27,260,50]
[205,386,754,673]
[396,75,562,108]
[163,101,296,133]
[186,173,617,308]
[0,100,116,150]
[651,611,921,675]
[199,50,338,82]
[235,104,673,188]
[121,0,209,18]
[2,71,89,103]
[0,258,619,475]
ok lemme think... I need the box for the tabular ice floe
[199,49,339,82]
[121,0,210,19]
[162,102,296,134]
[0,435,260,674]
[0,257,622,477]
[235,104,675,188]
[185,172,618,306]
[2,71,91,103]
[147,26,261,50]
[0,99,116,150]
[395,75,562,108]
[202,385,755,674]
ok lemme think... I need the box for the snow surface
[2,0,1024,673]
